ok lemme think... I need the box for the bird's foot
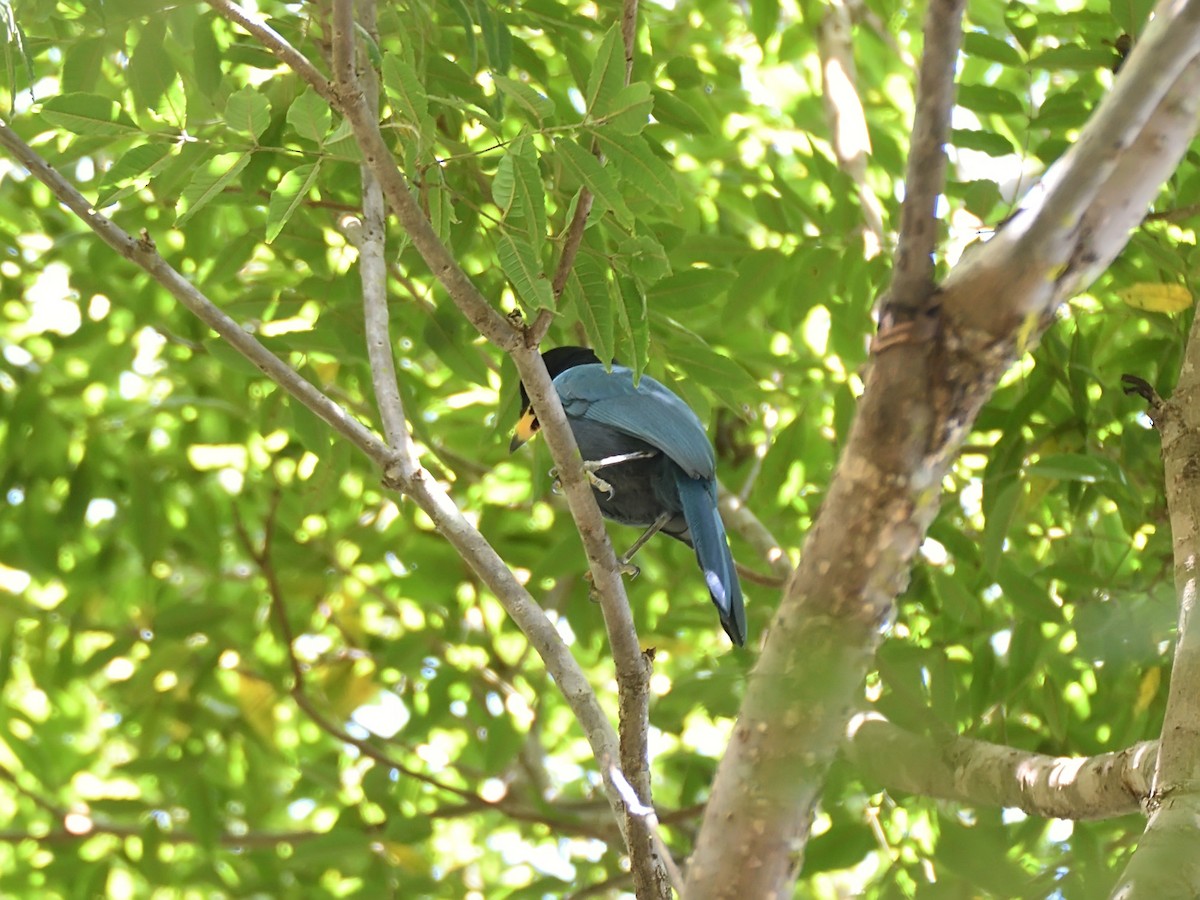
[547,452,656,500]
[547,466,615,498]
[586,470,615,499]
[584,560,641,600]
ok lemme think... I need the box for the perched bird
[510,346,746,646]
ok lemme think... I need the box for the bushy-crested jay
[510,346,746,646]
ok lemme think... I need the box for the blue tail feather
[675,473,746,646]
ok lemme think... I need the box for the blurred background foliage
[0,0,1195,895]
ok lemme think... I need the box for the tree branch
[205,0,338,105]
[942,3,1200,338]
[350,0,409,454]
[684,1,1200,896]
[882,0,964,326]
[846,714,1155,821]
[1113,303,1200,894]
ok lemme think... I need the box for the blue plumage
[513,347,746,646]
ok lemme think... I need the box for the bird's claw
[547,466,615,499]
[584,560,641,597]
[585,470,615,499]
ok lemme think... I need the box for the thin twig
[206,0,338,105]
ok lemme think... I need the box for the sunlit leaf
[266,162,322,242]
[225,86,271,139]
[176,151,252,224]
[1118,282,1193,313]
[287,88,331,144]
[40,93,140,135]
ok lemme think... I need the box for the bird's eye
[532,419,541,433]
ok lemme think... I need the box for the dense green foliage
[0,0,1195,895]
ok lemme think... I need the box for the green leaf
[176,152,252,224]
[555,137,633,227]
[425,167,455,247]
[997,563,1061,623]
[653,316,757,410]
[956,84,1024,116]
[1026,453,1121,483]
[193,14,223,97]
[493,134,545,242]
[616,231,670,284]
[290,390,332,452]
[446,0,477,68]
[381,53,434,147]
[266,162,322,243]
[497,231,553,310]
[650,88,712,133]
[61,38,108,95]
[565,250,615,364]
[1029,44,1116,70]
[96,142,173,207]
[590,131,680,209]
[962,31,1025,66]
[423,306,491,386]
[225,87,271,139]
[475,0,511,72]
[129,18,174,113]
[615,276,649,377]
[593,82,653,135]
[287,88,331,144]
[646,268,736,312]
[749,0,780,48]
[1004,4,1039,51]
[951,128,1017,157]
[492,75,555,122]
[585,26,624,115]
[981,478,1021,576]
[40,93,141,136]
[1112,0,1156,35]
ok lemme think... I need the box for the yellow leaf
[1118,283,1193,313]
[1133,667,1161,715]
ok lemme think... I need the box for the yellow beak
[509,409,538,452]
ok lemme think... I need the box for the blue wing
[552,364,715,479]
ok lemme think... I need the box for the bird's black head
[511,346,604,451]
[516,346,603,409]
